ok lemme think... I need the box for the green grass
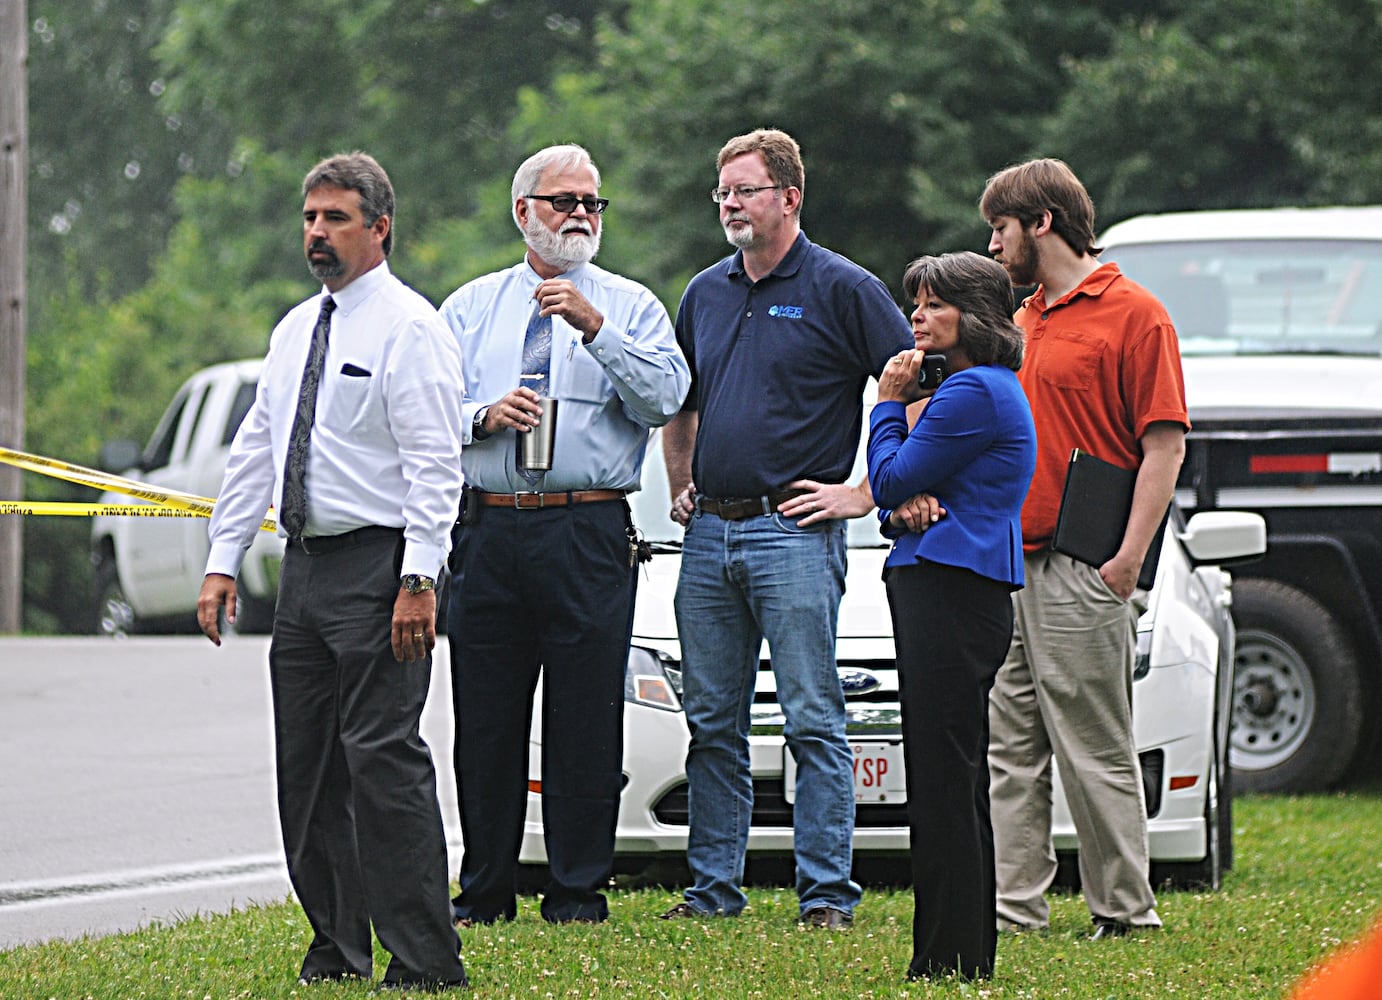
[4,794,1381,999]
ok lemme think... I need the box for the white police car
[518,417,1264,889]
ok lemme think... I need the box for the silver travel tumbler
[519,397,559,471]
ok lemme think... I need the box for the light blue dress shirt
[438,258,689,493]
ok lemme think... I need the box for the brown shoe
[659,901,705,920]
[801,906,853,930]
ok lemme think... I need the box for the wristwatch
[400,574,436,595]
[471,406,492,442]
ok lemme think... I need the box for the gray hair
[510,144,601,231]
[303,151,395,255]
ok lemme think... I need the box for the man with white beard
[438,144,689,926]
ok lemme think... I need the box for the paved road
[0,636,461,948]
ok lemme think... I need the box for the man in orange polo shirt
[979,159,1189,939]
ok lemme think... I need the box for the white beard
[524,212,600,272]
[722,214,755,249]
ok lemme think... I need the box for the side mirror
[1179,511,1267,566]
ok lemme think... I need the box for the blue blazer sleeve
[866,366,1036,587]
[867,382,997,510]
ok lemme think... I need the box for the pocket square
[340,363,371,377]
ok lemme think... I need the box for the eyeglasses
[710,184,783,204]
[525,193,610,215]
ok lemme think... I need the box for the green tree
[28,0,226,306]
[533,0,1146,303]
[1040,0,1382,225]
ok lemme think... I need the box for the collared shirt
[438,258,689,493]
[676,232,913,498]
[1015,261,1189,550]
[207,261,466,579]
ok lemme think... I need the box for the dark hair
[302,151,395,255]
[717,128,804,215]
[978,158,1100,257]
[902,251,1025,371]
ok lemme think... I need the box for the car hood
[631,543,896,648]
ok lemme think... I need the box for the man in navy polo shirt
[660,128,913,928]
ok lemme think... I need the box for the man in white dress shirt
[439,144,689,926]
[197,152,468,991]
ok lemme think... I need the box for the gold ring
[412,632,424,638]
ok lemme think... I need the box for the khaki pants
[988,550,1161,928]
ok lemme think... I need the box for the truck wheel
[1229,579,1362,792]
[94,558,137,638]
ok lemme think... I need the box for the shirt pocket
[1035,329,1107,392]
[321,366,376,433]
[559,347,614,404]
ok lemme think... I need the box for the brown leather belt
[477,489,626,509]
[696,488,808,521]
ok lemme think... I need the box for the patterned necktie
[279,296,335,538]
[517,302,552,486]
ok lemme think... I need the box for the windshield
[1104,240,1382,357]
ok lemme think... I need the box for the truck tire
[1229,579,1363,793]
[94,557,138,638]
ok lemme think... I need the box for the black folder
[1052,449,1166,591]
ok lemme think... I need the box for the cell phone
[917,354,949,390]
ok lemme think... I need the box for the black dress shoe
[1089,919,1131,940]
[298,969,367,985]
[375,971,470,992]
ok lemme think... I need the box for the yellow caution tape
[0,501,206,519]
[0,446,278,532]
[0,446,216,506]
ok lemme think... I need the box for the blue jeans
[674,510,861,916]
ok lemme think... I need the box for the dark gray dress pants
[270,530,464,986]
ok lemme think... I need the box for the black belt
[290,525,403,555]
[695,488,808,521]
[476,489,626,509]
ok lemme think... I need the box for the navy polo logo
[767,304,804,319]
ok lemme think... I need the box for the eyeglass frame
[710,184,785,204]
[524,193,610,215]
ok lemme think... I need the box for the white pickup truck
[91,360,282,636]
[1101,205,1382,792]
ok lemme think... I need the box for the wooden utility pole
[1,0,28,633]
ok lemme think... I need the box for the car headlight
[1134,627,1152,681]
[624,646,682,712]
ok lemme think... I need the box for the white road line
[0,854,289,911]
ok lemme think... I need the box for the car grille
[746,658,902,735]
[651,779,909,829]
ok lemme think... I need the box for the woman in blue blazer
[867,251,1036,981]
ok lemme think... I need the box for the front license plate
[783,741,907,804]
